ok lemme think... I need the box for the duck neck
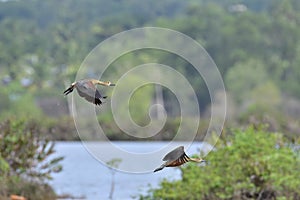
[188,157,203,163]
[92,80,106,86]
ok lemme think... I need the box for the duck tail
[154,164,165,172]
[63,84,75,95]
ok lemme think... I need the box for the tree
[225,59,270,104]
[267,0,300,98]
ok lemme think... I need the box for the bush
[5,177,57,200]
[141,127,300,200]
[0,119,63,199]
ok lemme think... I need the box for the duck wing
[76,81,107,105]
[162,146,185,161]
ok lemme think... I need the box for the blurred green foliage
[0,119,63,199]
[0,0,300,140]
[141,127,300,200]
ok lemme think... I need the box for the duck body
[63,79,115,105]
[154,146,205,172]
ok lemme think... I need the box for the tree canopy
[1,0,300,140]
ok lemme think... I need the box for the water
[49,141,210,200]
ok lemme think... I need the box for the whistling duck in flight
[63,79,115,105]
[154,146,205,172]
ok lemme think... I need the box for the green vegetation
[0,119,63,200]
[0,0,300,142]
[1,1,300,198]
[141,127,300,200]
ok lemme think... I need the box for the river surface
[49,141,210,200]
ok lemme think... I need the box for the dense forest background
[1,0,300,141]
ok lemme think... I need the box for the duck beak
[109,83,116,86]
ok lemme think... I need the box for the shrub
[0,119,63,199]
[141,127,300,200]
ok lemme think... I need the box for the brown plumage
[154,146,205,172]
[63,79,115,105]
